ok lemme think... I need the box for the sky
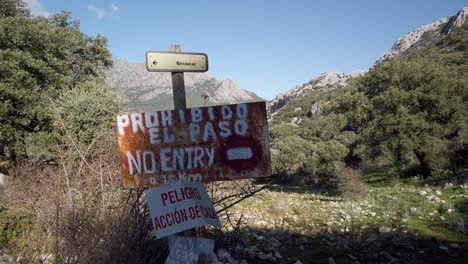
[26,0,468,100]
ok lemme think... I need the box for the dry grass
[1,129,167,263]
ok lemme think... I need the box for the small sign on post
[116,46,271,247]
[145,181,221,239]
[146,51,208,72]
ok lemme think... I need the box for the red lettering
[185,187,193,199]
[154,217,162,230]
[195,206,201,218]
[166,213,173,226]
[161,193,169,206]
[174,189,183,202]
[160,215,167,228]
[189,206,196,219]
[202,206,209,217]
[169,190,176,204]
[174,211,181,224]
[180,187,187,200]
[194,188,201,199]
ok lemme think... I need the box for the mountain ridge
[267,6,467,116]
[378,7,468,63]
[106,58,263,111]
[267,71,365,115]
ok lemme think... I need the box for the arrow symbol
[152,60,158,66]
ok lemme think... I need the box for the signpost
[116,45,271,262]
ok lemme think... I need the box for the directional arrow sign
[146,51,208,72]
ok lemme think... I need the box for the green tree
[272,135,313,174]
[0,0,112,159]
[53,80,123,155]
[353,31,468,176]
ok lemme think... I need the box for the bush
[0,127,167,263]
[334,163,368,200]
[53,80,123,155]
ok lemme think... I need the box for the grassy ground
[217,173,468,263]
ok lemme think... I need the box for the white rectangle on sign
[146,51,208,72]
[227,147,253,160]
[145,181,221,239]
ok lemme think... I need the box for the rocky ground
[212,177,468,263]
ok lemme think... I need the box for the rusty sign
[116,101,271,188]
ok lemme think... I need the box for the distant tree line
[270,24,468,181]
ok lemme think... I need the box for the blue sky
[26,0,467,100]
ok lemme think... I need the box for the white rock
[439,246,449,251]
[444,183,454,189]
[379,226,392,233]
[255,235,265,240]
[275,252,282,259]
[419,190,427,196]
[435,190,442,196]
[217,249,234,263]
[0,173,6,186]
[328,256,336,264]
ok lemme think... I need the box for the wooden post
[169,45,187,110]
[168,45,204,237]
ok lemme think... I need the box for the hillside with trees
[0,1,467,263]
[270,24,468,182]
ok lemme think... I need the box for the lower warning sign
[145,181,221,239]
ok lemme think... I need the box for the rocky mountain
[267,71,365,114]
[267,7,468,116]
[378,7,468,62]
[106,58,263,111]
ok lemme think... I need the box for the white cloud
[87,3,120,19]
[24,0,49,17]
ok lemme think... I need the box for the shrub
[334,163,368,200]
[1,126,167,263]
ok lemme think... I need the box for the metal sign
[145,181,221,239]
[116,101,271,188]
[146,51,208,72]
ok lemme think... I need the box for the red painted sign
[116,102,271,188]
